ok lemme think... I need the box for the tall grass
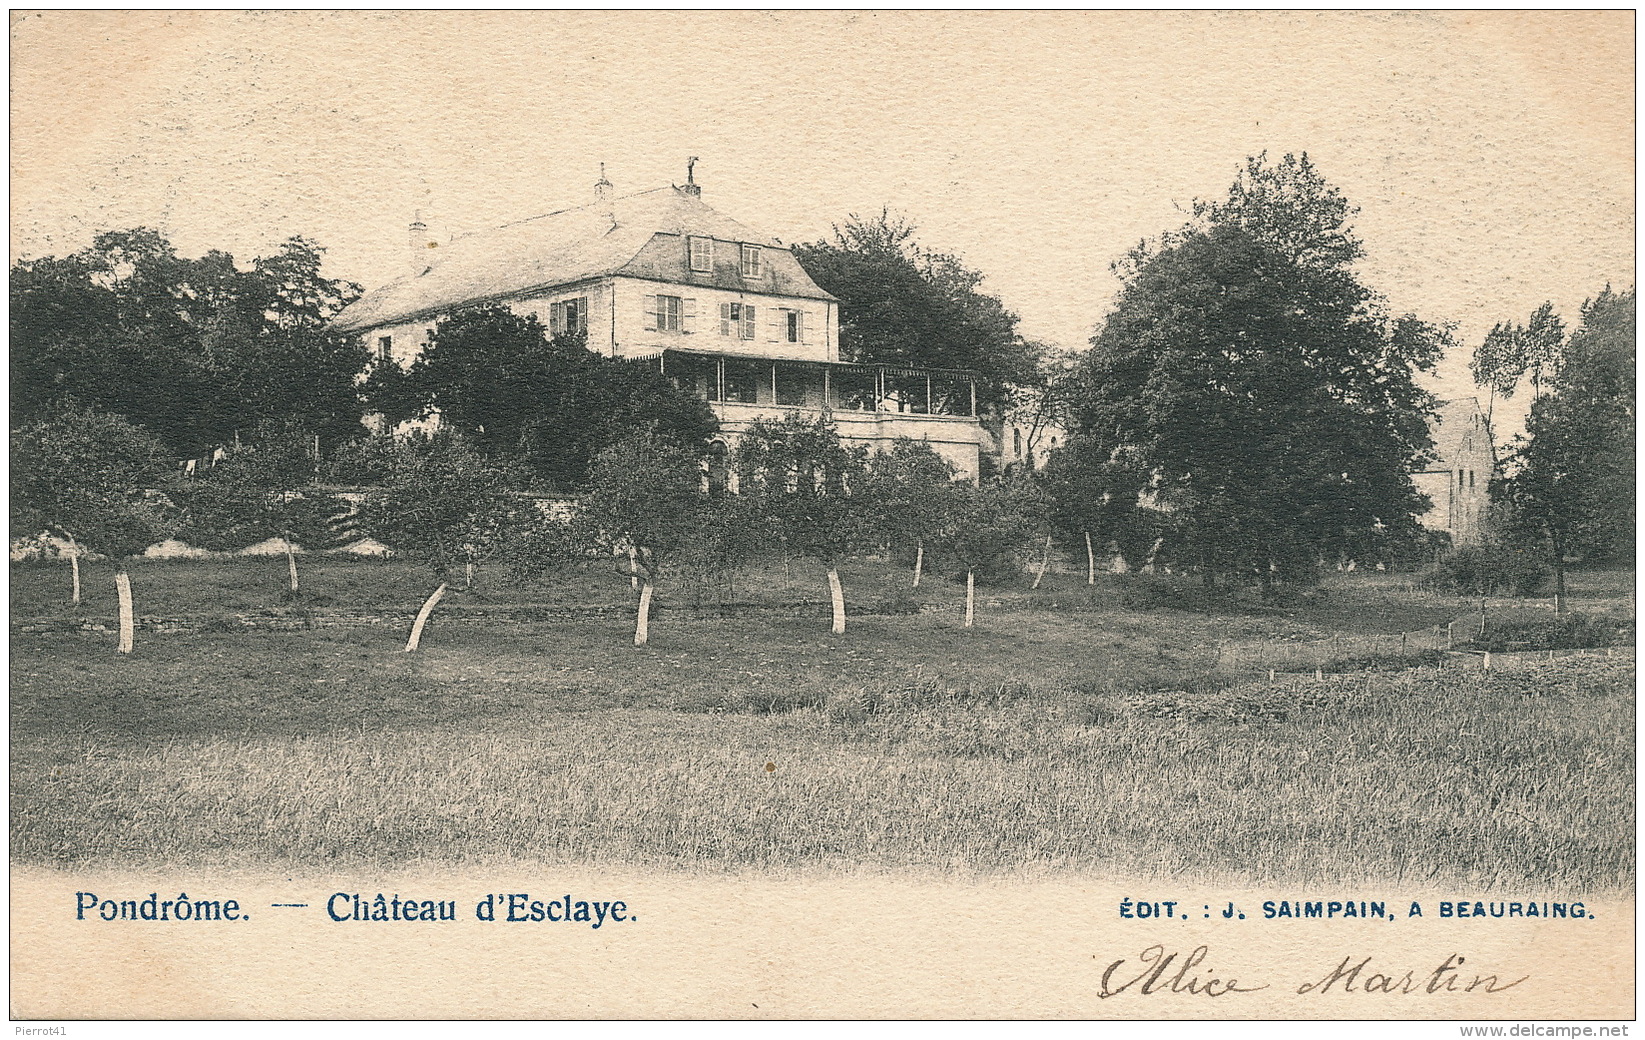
[12,633,1632,888]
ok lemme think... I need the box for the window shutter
[797,310,807,343]
[549,303,563,337]
[682,298,696,334]
[743,305,756,339]
[768,307,785,341]
[643,295,658,332]
[721,302,733,336]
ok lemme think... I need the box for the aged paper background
[9,9,1635,1025]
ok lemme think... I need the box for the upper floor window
[376,335,393,363]
[740,244,762,279]
[721,302,756,340]
[644,292,684,332]
[784,309,804,343]
[550,296,588,338]
[689,237,714,273]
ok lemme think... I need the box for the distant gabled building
[1412,396,1495,547]
[332,167,988,479]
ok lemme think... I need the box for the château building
[332,166,988,479]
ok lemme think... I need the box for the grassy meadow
[10,555,1635,888]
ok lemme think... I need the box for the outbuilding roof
[333,186,834,333]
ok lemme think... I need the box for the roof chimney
[408,211,437,273]
[681,156,701,197]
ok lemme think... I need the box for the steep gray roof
[1425,397,1496,469]
[333,186,833,333]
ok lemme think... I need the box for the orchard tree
[944,480,1044,628]
[578,431,712,646]
[11,408,176,653]
[734,415,872,635]
[1494,286,1635,610]
[355,432,524,651]
[1040,435,1151,583]
[1070,153,1442,589]
[794,210,1041,409]
[176,420,330,597]
[861,438,959,587]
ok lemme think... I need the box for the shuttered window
[740,244,762,278]
[720,302,756,339]
[689,237,713,273]
[549,297,588,337]
[645,295,685,333]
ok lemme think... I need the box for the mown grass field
[10,557,1635,888]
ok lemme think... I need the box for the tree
[734,415,872,634]
[10,230,364,456]
[793,210,1041,409]
[368,306,718,490]
[578,431,712,646]
[1471,301,1567,432]
[1494,286,1635,610]
[11,408,176,653]
[355,432,524,651]
[943,480,1044,628]
[860,438,959,587]
[175,419,330,597]
[1070,153,1443,590]
[1039,434,1151,583]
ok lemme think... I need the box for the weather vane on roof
[687,157,698,185]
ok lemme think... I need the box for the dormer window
[740,244,762,278]
[689,236,713,273]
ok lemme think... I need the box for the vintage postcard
[9,10,1635,1030]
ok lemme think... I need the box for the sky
[10,10,1635,441]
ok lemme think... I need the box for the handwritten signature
[1096,945,1529,998]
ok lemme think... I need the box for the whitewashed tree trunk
[465,559,474,590]
[405,583,448,652]
[635,580,654,646]
[115,564,135,655]
[912,541,924,588]
[68,536,82,606]
[827,567,846,635]
[964,569,976,628]
[1084,530,1095,586]
[283,532,300,593]
[1032,534,1052,589]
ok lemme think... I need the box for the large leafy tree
[367,305,717,490]
[1071,153,1444,589]
[10,230,364,455]
[11,407,177,653]
[1494,286,1635,608]
[793,211,1041,409]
